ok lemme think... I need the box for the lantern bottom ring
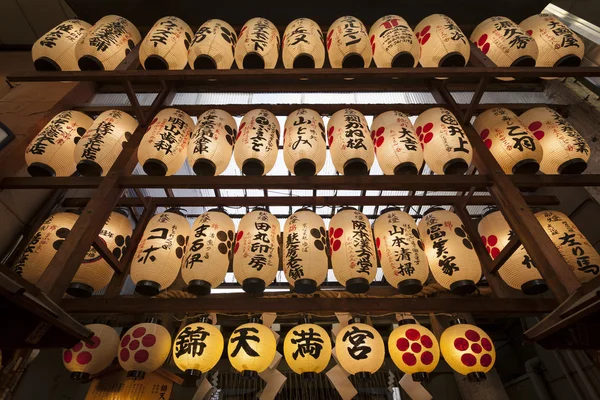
[293,278,317,294]
[144,55,169,70]
[187,279,212,296]
[341,53,365,68]
[134,280,161,297]
[467,372,487,382]
[242,158,265,176]
[78,55,104,71]
[143,158,168,176]
[394,162,418,175]
[301,372,317,381]
[521,279,548,295]
[33,56,61,72]
[443,159,469,175]
[243,53,265,69]
[241,370,259,379]
[343,158,369,176]
[412,372,429,382]
[70,372,91,382]
[76,160,103,177]
[182,369,202,387]
[439,52,467,68]
[558,158,588,175]
[294,159,317,176]
[512,159,540,175]
[391,52,415,68]
[397,279,423,295]
[449,279,476,296]
[346,277,370,294]
[27,162,56,177]
[66,282,94,298]
[193,159,217,176]
[193,55,217,70]
[127,370,146,380]
[242,278,266,295]
[293,54,316,69]
[354,372,373,380]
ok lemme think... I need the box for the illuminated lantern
[283,108,327,176]
[327,16,371,68]
[139,16,193,70]
[172,319,224,379]
[414,108,472,175]
[282,18,325,68]
[369,15,420,68]
[415,14,470,68]
[284,323,331,378]
[473,108,543,174]
[63,323,119,381]
[75,110,138,176]
[329,207,377,294]
[388,318,440,382]
[233,109,280,176]
[519,107,590,174]
[119,321,172,379]
[138,108,194,176]
[336,322,385,378]
[235,18,280,69]
[327,109,374,176]
[374,208,428,294]
[535,210,600,284]
[75,15,141,71]
[478,210,547,294]
[188,109,237,176]
[25,110,93,177]
[233,209,280,294]
[228,322,277,376]
[130,209,191,296]
[283,210,328,294]
[188,19,237,69]
[417,208,482,295]
[371,111,423,175]
[182,210,235,295]
[32,20,91,71]
[440,319,495,381]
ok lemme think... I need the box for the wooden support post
[490,237,521,274]
[92,238,122,274]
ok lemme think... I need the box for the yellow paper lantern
[75,15,141,71]
[63,323,119,381]
[131,209,191,296]
[440,320,495,381]
[388,318,440,381]
[233,109,280,176]
[473,108,543,174]
[284,323,331,377]
[282,18,325,68]
[139,16,193,70]
[138,108,194,176]
[415,14,470,68]
[188,109,237,176]
[188,19,237,69]
[335,322,384,378]
[414,108,472,175]
[32,20,92,71]
[369,15,420,68]
[172,321,224,378]
[283,210,328,294]
[228,322,277,375]
[374,208,428,294]
[371,111,423,175]
[329,207,377,294]
[233,209,280,294]
[519,107,590,174]
[119,322,172,379]
[235,18,280,69]
[327,16,371,68]
[327,109,374,176]
[283,108,327,176]
[75,110,138,176]
[417,208,482,295]
[25,110,93,177]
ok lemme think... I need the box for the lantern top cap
[165,207,186,217]
[207,208,229,216]
[380,207,402,216]
[349,316,366,324]
[481,206,499,218]
[448,317,468,326]
[113,207,130,217]
[144,316,161,324]
[338,206,358,212]
[398,318,417,326]
[422,207,446,216]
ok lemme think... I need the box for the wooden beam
[92,238,122,274]
[490,237,522,274]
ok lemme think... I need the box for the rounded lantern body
[327,16,371,68]
[119,323,172,378]
[282,18,325,68]
[284,323,331,376]
[188,19,237,69]
[335,323,384,377]
[414,108,472,175]
[327,109,374,176]
[25,110,93,177]
[235,18,280,69]
[388,320,440,381]
[32,20,92,71]
[139,16,193,70]
[415,14,470,68]
[233,109,280,176]
[440,322,495,381]
[519,107,590,174]
[283,108,327,176]
[228,323,276,374]
[131,209,191,296]
[75,15,141,71]
[188,109,237,176]
[172,322,224,375]
[75,110,138,176]
[63,323,120,381]
[369,15,420,68]
[138,108,194,176]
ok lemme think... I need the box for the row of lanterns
[33,13,583,76]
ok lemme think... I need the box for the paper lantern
[371,111,423,175]
[440,320,495,381]
[188,109,237,176]
[75,110,138,176]
[388,318,440,382]
[139,16,193,70]
[138,108,194,176]
[535,210,600,284]
[172,321,224,378]
[32,20,91,71]
[327,109,374,176]
[473,108,543,174]
[478,210,547,294]
[233,209,280,294]
[282,18,325,68]
[414,108,472,175]
[235,18,280,69]
[369,15,420,68]
[233,109,280,176]
[75,15,141,71]
[228,322,277,375]
[374,208,428,294]
[519,107,590,174]
[283,108,327,176]
[188,19,237,69]
[415,14,470,68]
[63,323,119,381]
[182,210,235,295]
[336,322,384,378]
[25,110,93,177]
[284,323,331,378]
[131,209,191,296]
[327,16,371,68]
[119,322,172,379]
[283,210,328,294]
[329,207,377,293]
[417,209,482,295]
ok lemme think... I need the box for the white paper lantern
[282,18,325,68]
[235,18,280,69]
[283,108,327,176]
[233,109,280,176]
[415,14,470,67]
[327,16,371,68]
[327,109,374,175]
[188,19,237,69]
[369,15,420,68]
[63,323,120,381]
[336,322,385,378]
[188,109,237,176]
[119,322,172,379]
[32,20,91,71]
[139,16,193,70]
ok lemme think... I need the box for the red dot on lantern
[461,353,477,367]
[421,351,434,365]
[133,327,146,338]
[129,340,140,350]
[329,227,334,237]
[77,351,92,365]
[370,35,375,44]
[376,127,385,136]
[63,350,73,363]
[423,122,433,133]
[332,240,341,252]
[480,236,487,246]
[234,242,239,253]
[491,247,500,258]
[377,249,382,259]
[236,231,244,241]
[534,130,545,140]
[482,43,490,54]
[526,29,533,36]
[471,343,482,354]
[478,34,488,46]
[376,136,384,147]
[376,237,381,248]
[416,126,422,135]
[334,228,344,238]
[72,342,83,352]
[465,329,481,342]
[480,354,492,367]
[421,25,430,36]
[421,33,431,45]
[421,335,433,349]
[328,126,334,135]
[484,139,492,149]
[134,350,149,363]
[411,342,422,353]
[86,336,101,349]
[402,352,417,366]
[528,121,542,131]
[480,129,489,139]
[406,328,421,341]
[396,338,409,351]
[486,245,491,253]
[121,335,130,348]
[454,337,469,351]
[423,132,433,144]
[120,348,130,362]
[487,235,498,246]
[142,334,156,348]
[481,338,493,351]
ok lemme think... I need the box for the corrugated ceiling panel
[251,93,303,104]
[452,91,556,104]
